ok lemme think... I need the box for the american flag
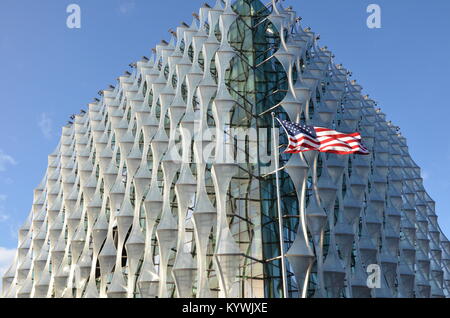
[277,119,369,155]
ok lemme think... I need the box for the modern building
[2,0,450,298]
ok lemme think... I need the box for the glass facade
[2,0,449,299]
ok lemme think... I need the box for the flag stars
[277,118,369,155]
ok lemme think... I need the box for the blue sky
[0,0,449,273]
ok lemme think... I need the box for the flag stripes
[277,119,369,155]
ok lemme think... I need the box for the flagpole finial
[271,112,276,118]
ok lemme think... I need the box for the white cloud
[8,221,20,242]
[0,195,9,223]
[0,150,16,172]
[0,247,16,291]
[0,247,15,267]
[38,113,53,139]
[118,0,136,14]
[1,178,13,185]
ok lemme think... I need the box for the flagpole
[271,112,289,299]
